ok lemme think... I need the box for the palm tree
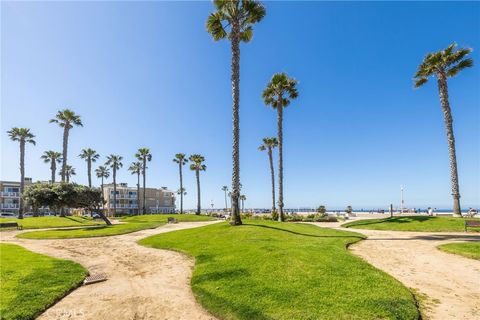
[176,187,187,213]
[414,43,473,217]
[95,165,110,211]
[79,148,99,187]
[49,109,83,182]
[128,162,142,215]
[106,154,123,217]
[41,151,62,183]
[206,0,266,225]
[7,128,35,219]
[189,154,206,215]
[63,165,76,183]
[240,194,246,212]
[262,73,299,222]
[135,148,152,214]
[258,137,278,213]
[221,185,229,211]
[173,153,188,214]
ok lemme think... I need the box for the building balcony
[109,194,138,199]
[0,192,20,198]
[0,203,20,209]
[109,204,138,209]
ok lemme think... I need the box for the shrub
[317,205,327,217]
[315,216,338,222]
[271,210,279,221]
[240,212,253,219]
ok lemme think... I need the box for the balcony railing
[0,192,20,197]
[0,203,20,209]
[109,204,138,209]
[109,194,138,199]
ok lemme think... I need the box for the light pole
[400,185,404,214]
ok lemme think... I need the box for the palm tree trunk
[142,160,146,214]
[87,158,92,188]
[196,170,201,215]
[61,127,69,182]
[179,163,184,214]
[51,160,56,183]
[230,25,242,225]
[101,177,105,212]
[277,100,284,222]
[19,141,25,219]
[113,167,117,217]
[268,147,276,213]
[224,191,228,211]
[437,72,461,216]
[137,172,140,215]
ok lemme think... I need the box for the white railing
[109,204,138,209]
[0,192,20,197]
[0,203,19,209]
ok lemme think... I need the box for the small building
[102,183,175,216]
[0,178,32,213]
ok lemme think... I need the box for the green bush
[315,216,338,222]
[271,210,279,221]
[317,205,327,216]
[240,212,253,219]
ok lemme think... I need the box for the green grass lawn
[139,221,419,320]
[437,242,480,260]
[343,216,480,232]
[17,214,214,239]
[0,243,87,320]
[1,216,102,230]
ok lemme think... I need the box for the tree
[41,151,62,183]
[7,128,35,219]
[240,194,246,212]
[49,109,83,182]
[73,185,111,225]
[173,153,188,214]
[221,185,229,211]
[106,154,123,217]
[79,148,99,188]
[135,148,152,214]
[128,162,142,215]
[189,154,206,215]
[23,182,57,214]
[206,0,266,225]
[258,137,278,214]
[345,206,353,215]
[63,165,76,183]
[317,205,327,217]
[177,187,187,212]
[95,165,110,211]
[262,73,299,221]
[414,43,473,217]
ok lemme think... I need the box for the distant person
[427,207,433,216]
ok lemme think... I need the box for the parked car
[23,212,35,217]
[0,212,17,218]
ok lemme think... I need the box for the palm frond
[446,58,473,77]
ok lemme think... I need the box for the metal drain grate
[84,273,107,285]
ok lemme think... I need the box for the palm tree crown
[128,162,142,175]
[106,154,123,171]
[262,73,299,107]
[206,0,266,42]
[189,154,207,171]
[49,109,83,128]
[63,165,76,182]
[95,166,110,180]
[7,128,36,145]
[258,137,278,151]
[173,153,188,165]
[41,150,62,164]
[414,43,473,88]
[79,148,99,161]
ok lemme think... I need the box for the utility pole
[400,185,404,214]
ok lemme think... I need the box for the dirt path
[310,221,480,320]
[1,221,220,320]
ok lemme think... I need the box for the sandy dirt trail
[310,220,480,320]
[1,221,220,320]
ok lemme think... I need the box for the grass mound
[0,243,87,320]
[437,242,480,260]
[140,220,419,319]
[343,216,480,232]
[1,216,102,230]
[17,214,214,239]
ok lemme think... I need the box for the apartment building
[103,183,175,216]
[0,178,32,213]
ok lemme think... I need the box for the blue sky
[1,1,479,210]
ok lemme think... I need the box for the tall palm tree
[41,150,62,183]
[221,185,229,211]
[49,109,83,182]
[206,0,266,225]
[135,148,152,214]
[63,165,76,183]
[240,194,246,212]
[189,154,206,215]
[173,153,188,214]
[414,43,473,217]
[79,148,99,187]
[7,128,35,219]
[106,154,123,217]
[95,165,110,211]
[176,187,187,213]
[128,162,142,215]
[258,137,278,213]
[262,73,299,221]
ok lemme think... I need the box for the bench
[0,222,22,230]
[167,217,178,224]
[465,220,480,232]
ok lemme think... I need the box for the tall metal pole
[400,185,404,214]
